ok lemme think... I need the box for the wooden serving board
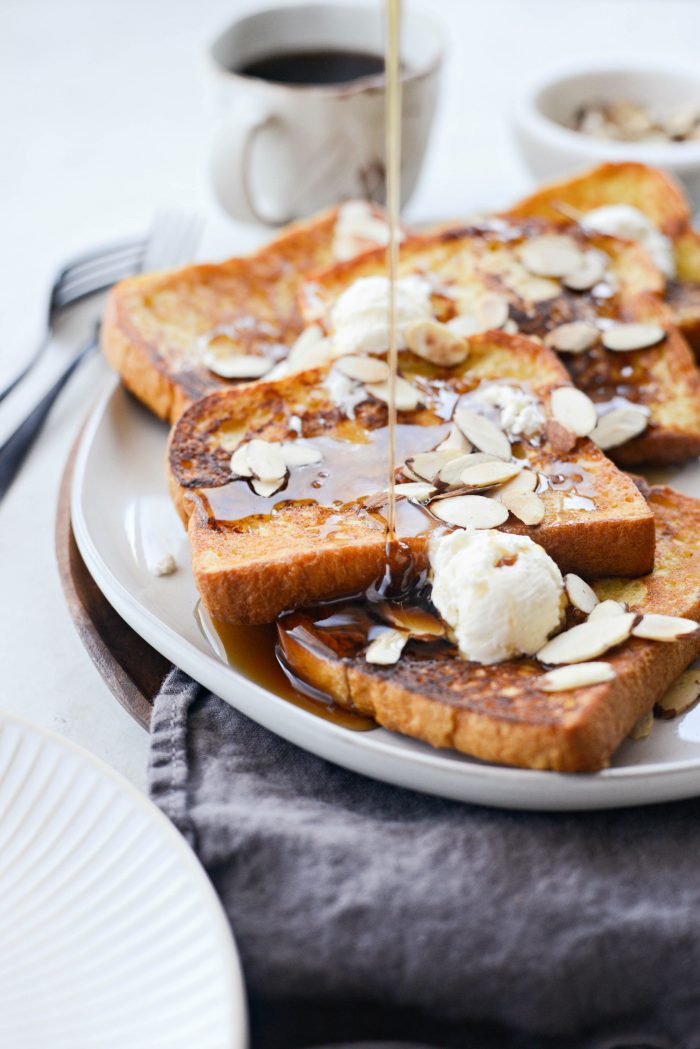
[56,436,168,729]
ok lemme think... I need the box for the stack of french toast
[102,162,700,774]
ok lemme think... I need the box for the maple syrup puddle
[195,602,375,731]
[200,421,452,527]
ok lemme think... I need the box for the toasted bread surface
[505,161,700,357]
[277,486,700,773]
[504,161,691,237]
[101,206,341,421]
[102,178,700,462]
[168,331,655,624]
[302,219,700,464]
[303,219,664,316]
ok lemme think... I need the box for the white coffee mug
[208,3,443,225]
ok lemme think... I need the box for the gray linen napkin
[149,668,700,1049]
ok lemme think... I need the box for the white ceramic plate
[0,710,246,1049]
[71,377,700,811]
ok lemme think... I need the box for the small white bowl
[512,61,700,206]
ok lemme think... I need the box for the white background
[0,0,696,788]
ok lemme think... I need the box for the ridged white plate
[71,378,700,811]
[0,712,246,1049]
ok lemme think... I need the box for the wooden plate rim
[55,429,167,730]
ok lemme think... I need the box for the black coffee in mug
[237,48,385,85]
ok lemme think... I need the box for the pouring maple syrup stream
[384,0,402,547]
[373,0,419,601]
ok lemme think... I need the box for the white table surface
[2,0,698,790]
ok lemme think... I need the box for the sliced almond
[550,387,597,437]
[335,355,390,383]
[230,444,253,478]
[545,321,599,355]
[565,574,599,614]
[401,463,425,483]
[376,602,445,639]
[290,324,324,355]
[520,234,583,278]
[438,452,497,487]
[446,295,510,338]
[495,469,538,500]
[454,408,511,460]
[564,574,599,614]
[478,295,511,331]
[537,613,636,665]
[629,710,654,740]
[365,376,421,412]
[407,449,462,483]
[588,600,628,620]
[655,668,700,719]
[204,351,273,379]
[538,661,615,692]
[429,494,509,529]
[246,439,287,482]
[404,318,469,368]
[590,405,648,450]
[446,314,481,338]
[393,481,436,501]
[365,627,409,665]
[427,485,472,503]
[251,477,284,497]
[435,425,471,453]
[545,419,578,455]
[280,441,323,467]
[459,459,522,490]
[287,325,336,371]
[561,251,607,291]
[601,323,666,352]
[632,614,700,641]
[502,492,545,525]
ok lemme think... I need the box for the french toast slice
[504,161,700,356]
[277,486,700,773]
[505,161,691,237]
[168,331,654,625]
[302,219,700,465]
[102,203,392,421]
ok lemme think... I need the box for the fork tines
[51,239,146,313]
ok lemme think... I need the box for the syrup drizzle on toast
[385,0,402,544]
[372,0,420,602]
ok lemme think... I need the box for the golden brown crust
[186,505,654,625]
[100,207,341,422]
[566,324,700,466]
[669,229,700,356]
[505,162,700,363]
[103,175,700,464]
[278,487,700,772]
[503,161,691,237]
[302,219,700,466]
[167,332,655,624]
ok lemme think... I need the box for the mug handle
[209,108,292,226]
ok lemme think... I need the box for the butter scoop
[429,530,564,664]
